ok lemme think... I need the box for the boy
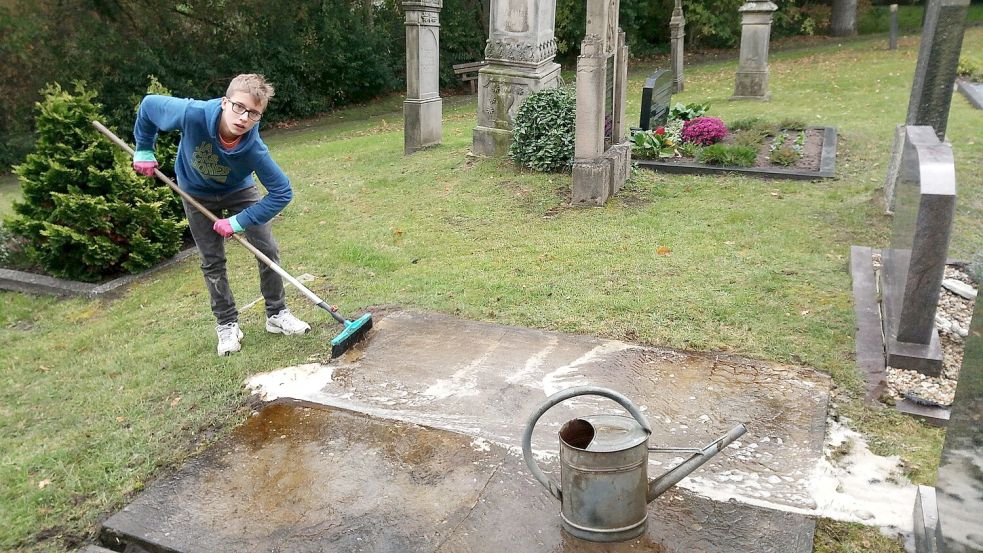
[133,74,310,356]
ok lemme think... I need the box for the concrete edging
[0,247,197,299]
[957,79,983,109]
[636,126,838,180]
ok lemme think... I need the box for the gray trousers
[182,186,286,325]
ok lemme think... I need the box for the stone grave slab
[248,308,830,512]
[957,79,983,109]
[102,401,816,553]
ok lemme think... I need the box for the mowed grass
[2,28,982,552]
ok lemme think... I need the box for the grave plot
[629,77,837,180]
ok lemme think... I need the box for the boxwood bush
[508,86,576,173]
[6,83,185,282]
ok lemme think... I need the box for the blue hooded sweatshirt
[133,95,292,228]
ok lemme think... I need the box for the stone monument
[571,0,631,205]
[731,0,778,100]
[889,4,898,50]
[884,0,970,211]
[913,289,983,552]
[404,0,443,154]
[471,0,562,156]
[670,0,686,93]
[880,126,956,375]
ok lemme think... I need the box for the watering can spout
[646,423,748,502]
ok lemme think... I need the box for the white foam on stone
[676,417,917,536]
[541,340,632,399]
[245,363,335,402]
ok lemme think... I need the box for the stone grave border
[636,126,837,180]
[850,246,973,426]
[957,78,983,109]
[0,246,197,299]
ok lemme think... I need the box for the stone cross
[731,0,777,100]
[883,0,969,211]
[880,126,956,375]
[669,0,686,93]
[571,0,630,205]
[471,0,562,156]
[404,0,443,154]
[912,289,983,552]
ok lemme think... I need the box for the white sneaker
[216,322,244,356]
[266,308,311,335]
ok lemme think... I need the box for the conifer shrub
[6,83,186,282]
[508,86,576,172]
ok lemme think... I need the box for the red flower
[655,127,666,135]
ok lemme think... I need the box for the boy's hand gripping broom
[93,121,372,358]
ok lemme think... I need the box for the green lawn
[2,28,982,552]
[0,174,18,219]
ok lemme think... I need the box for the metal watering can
[521,386,747,543]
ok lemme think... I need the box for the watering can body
[522,386,747,543]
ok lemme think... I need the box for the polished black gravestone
[914,290,983,552]
[880,126,955,375]
[637,70,673,131]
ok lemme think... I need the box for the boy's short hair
[227,74,275,106]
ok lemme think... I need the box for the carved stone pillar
[571,0,631,205]
[472,0,562,157]
[404,0,443,154]
[731,0,777,100]
[670,0,686,93]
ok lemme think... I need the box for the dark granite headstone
[905,0,970,140]
[880,126,955,375]
[638,70,673,131]
[935,290,983,552]
[913,290,983,552]
[604,53,616,146]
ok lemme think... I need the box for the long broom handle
[92,120,346,323]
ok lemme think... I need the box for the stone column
[471,0,562,157]
[669,0,686,93]
[571,0,631,205]
[731,0,778,101]
[889,4,899,50]
[404,0,443,154]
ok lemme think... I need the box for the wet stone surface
[103,309,829,553]
[102,401,816,553]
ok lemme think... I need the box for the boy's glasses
[226,98,263,121]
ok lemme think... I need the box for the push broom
[93,121,373,358]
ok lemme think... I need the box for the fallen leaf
[724,241,735,246]
[170,396,182,407]
[656,246,672,256]
[38,479,51,489]
[116,416,125,423]
[39,365,51,373]
[801,310,810,315]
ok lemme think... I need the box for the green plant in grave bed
[509,86,577,172]
[697,143,757,167]
[631,127,678,159]
[778,118,807,131]
[678,141,702,158]
[969,249,983,284]
[770,146,801,166]
[729,117,764,131]
[669,102,710,121]
[770,132,788,152]
[958,58,983,81]
[731,129,768,148]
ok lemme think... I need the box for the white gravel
[883,265,976,407]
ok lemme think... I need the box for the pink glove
[213,219,235,238]
[132,150,158,176]
[132,161,158,176]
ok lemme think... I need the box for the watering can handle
[521,386,653,501]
